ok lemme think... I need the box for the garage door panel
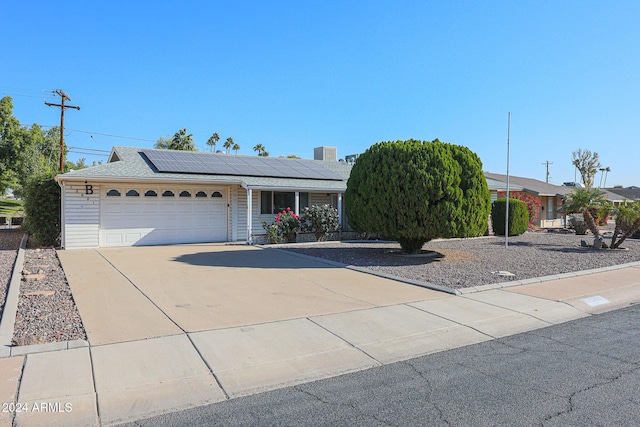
[101,189,228,247]
[142,202,160,213]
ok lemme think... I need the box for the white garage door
[100,187,227,247]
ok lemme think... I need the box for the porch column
[295,191,300,215]
[337,192,343,227]
[246,188,252,244]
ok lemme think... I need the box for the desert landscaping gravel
[12,244,87,345]
[285,232,640,290]
[0,229,86,346]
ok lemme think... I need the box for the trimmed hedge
[23,172,61,246]
[491,198,529,236]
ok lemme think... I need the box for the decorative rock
[593,235,604,249]
[492,270,516,277]
[24,291,56,297]
[32,264,50,269]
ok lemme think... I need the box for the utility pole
[542,160,553,183]
[45,90,80,171]
[505,112,511,249]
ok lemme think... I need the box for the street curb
[0,234,91,358]
[457,260,640,294]
[268,246,640,297]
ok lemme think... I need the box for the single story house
[605,186,640,201]
[484,172,572,228]
[55,146,352,249]
[485,172,626,228]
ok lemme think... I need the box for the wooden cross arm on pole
[44,101,81,110]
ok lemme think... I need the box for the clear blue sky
[2,1,638,186]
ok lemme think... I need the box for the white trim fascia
[245,185,346,193]
[55,175,246,186]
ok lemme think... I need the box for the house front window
[260,191,309,214]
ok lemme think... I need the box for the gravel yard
[0,229,86,346]
[284,232,640,290]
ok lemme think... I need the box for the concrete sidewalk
[1,244,639,426]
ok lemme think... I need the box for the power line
[40,125,156,142]
[67,146,111,153]
[0,87,56,99]
[68,149,110,157]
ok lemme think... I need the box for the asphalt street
[121,303,640,427]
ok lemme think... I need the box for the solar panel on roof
[141,149,344,181]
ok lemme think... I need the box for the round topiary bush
[345,139,491,253]
[491,198,529,236]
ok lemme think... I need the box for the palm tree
[598,167,606,188]
[223,137,234,154]
[232,142,240,154]
[561,187,609,246]
[169,128,196,151]
[207,132,220,152]
[610,200,640,249]
[253,143,269,157]
[154,136,170,150]
[603,167,611,188]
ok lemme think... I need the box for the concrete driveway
[58,243,447,346]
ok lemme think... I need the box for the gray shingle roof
[485,176,524,192]
[605,187,640,201]
[57,146,352,191]
[485,172,625,202]
[484,172,570,196]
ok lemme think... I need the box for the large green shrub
[345,139,490,253]
[491,198,529,236]
[23,172,61,246]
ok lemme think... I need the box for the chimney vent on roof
[314,146,337,161]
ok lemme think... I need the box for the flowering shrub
[301,204,339,241]
[261,220,284,244]
[498,191,541,227]
[274,207,301,242]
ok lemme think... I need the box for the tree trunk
[610,223,622,249]
[583,208,601,247]
[610,218,640,249]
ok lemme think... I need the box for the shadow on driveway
[170,247,341,269]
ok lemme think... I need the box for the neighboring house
[605,186,640,201]
[485,172,626,228]
[484,172,572,228]
[55,146,351,249]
